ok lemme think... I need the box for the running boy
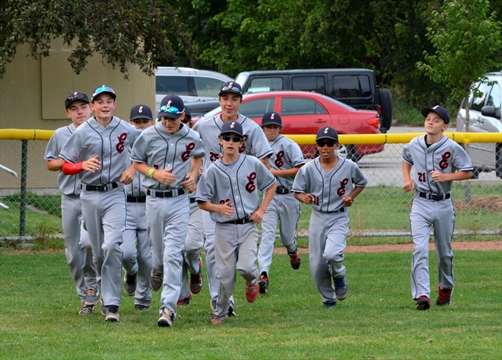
[44,91,99,315]
[257,111,305,294]
[131,95,205,327]
[402,105,472,310]
[292,126,367,308]
[196,121,277,325]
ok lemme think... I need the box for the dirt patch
[453,196,502,212]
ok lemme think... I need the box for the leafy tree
[0,0,196,79]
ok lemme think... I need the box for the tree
[0,0,196,79]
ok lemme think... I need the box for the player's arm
[259,156,271,170]
[429,170,472,183]
[119,164,136,185]
[46,159,65,171]
[250,181,277,224]
[294,192,314,205]
[181,156,203,192]
[402,161,415,192]
[271,164,303,178]
[198,200,235,218]
[342,186,364,207]
[61,155,100,175]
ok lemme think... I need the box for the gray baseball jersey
[402,134,473,300]
[193,113,273,172]
[268,134,305,188]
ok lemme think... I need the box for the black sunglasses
[221,134,243,143]
[316,139,336,147]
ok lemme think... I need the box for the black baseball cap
[182,106,192,123]
[158,94,185,119]
[220,121,243,137]
[130,104,153,121]
[421,105,450,124]
[316,126,339,142]
[261,111,282,127]
[218,81,243,97]
[91,85,116,102]
[65,91,90,109]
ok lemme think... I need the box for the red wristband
[62,161,83,175]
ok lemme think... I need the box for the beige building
[0,40,155,193]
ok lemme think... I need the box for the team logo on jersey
[239,134,248,153]
[245,172,257,193]
[275,150,284,168]
[116,133,127,153]
[181,142,195,162]
[337,178,349,197]
[439,151,451,170]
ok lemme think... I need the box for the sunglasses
[221,134,243,143]
[316,139,336,147]
[159,105,183,114]
[93,86,115,96]
[220,86,242,94]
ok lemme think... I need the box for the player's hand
[181,173,196,193]
[250,208,265,224]
[119,166,135,185]
[342,196,354,207]
[219,200,235,218]
[430,170,446,183]
[402,180,415,192]
[303,193,314,205]
[155,168,177,185]
[82,155,100,173]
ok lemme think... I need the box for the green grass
[392,94,425,126]
[0,250,500,359]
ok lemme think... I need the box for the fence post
[19,140,28,236]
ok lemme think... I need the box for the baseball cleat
[79,301,95,316]
[245,280,259,303]
[436,286,453,306]
[105,306,120,322]
[158,308,175,327]
[177,296,192,307]
[134,304,150,311]
[85,286,100,306]
[228,304,237,317]
[323,300,337,308]
[211,317,225,325]
[150,269,163,291]
[334,276,348,300]
[289,251,301,270]
[416,296,431,310]
[124,272,137,296]
[190,258,203,294]
[99,298,106,317]
[258,272,269,294]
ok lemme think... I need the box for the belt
[127,196,146,203]
[276,187,291,195]
[82,182,118,192]
[147,189,185,198]
[328,207,345,213]
[418,192,451,201]
[223,218,253,225]
[190,198,197,203]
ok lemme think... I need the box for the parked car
[155,67,232,115]
[456,71,502,179]
[202,91,384,162]
[235,68,393,133]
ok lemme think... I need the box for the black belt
[419,192,451,201]
[147,189,185,198]
[127,196,146,203]
[223,218,253,224]
[276,187,291,195]
[83,182,118,192]
[328,207,345,213]
[190,197,196,203]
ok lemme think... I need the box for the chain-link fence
[1,133,501,240]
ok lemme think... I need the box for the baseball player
[121,104,154,311]
[402,105,472,310]
[292,126,367,308]
[196,121,277,325]
[193,81,273,315]
[44,91,99,315]
[257,112,305,294]
[60,85,141,322]
[131,94,205,327]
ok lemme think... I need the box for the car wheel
[378,89,393,133]
[337,144,362,163]
[496,144,502,178]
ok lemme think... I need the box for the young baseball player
[121,104,154,311]
[59,85,141,322]
[44,91,99,315]
[196,121,277,325]
[293,126,367,308]
[193,81,273,315]
[402,105,472,310]
[131,94,205,327]
[257,111,305,294]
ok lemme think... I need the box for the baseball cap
[218,81,243,97]
[421,105,450,124]
[65,91,90,109]
[316,126,339,142]
[182,106,192,123]
[130,104,153,121]
[91,85,116,102]
[158,94,185,119]
[220,121,243,137]
[261,111,282,127]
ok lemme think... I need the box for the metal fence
[1,130,501,240]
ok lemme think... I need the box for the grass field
[0,250,500,359]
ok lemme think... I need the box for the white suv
[155,67,232,116]
[456,71,502,178]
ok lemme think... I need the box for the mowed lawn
[0,250,501,359]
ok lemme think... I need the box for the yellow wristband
[146,167,156,179]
